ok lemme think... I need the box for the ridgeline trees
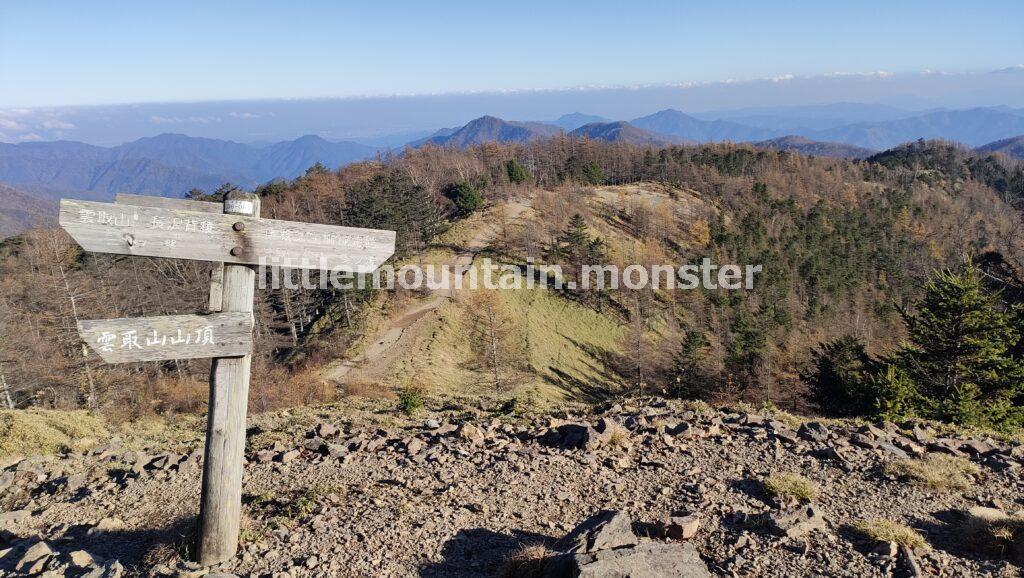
[2,136,1023,421]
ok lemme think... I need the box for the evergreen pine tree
[897,264,1024,427]
[671,330,710,399]
[506,159,531,184]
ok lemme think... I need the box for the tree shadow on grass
[419,527,556,578]
[541,336,625,404]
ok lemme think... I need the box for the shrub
[764,472,819,503]
[500,543,553,578]
[396,384,426,416]
[506,159,531,185]
[803,335,877,416]
[851,519,929,550]
[445,181,484,217]
[883,454,980,491]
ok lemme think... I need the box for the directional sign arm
[59,199,396,273]
[78,312,254,363]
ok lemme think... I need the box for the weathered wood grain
[60,199,395,273]
[115,193,222,214]
[197,192,259,566]
[114,193,226,312]
[77,312,253,363]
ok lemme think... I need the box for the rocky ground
[2,397,1024,577]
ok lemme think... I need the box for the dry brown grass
[500,543,554,578]
[883,454,980,491]
[851,519,929,550]
[0,409,108,459]
[960,507,1024,562]
[764,472,819,503]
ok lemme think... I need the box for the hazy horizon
[3,67,1024,146]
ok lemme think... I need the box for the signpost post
[59,191,396,566]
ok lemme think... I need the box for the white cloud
[229,111,261,119]
[0,118,26,130]
[823,71,892,78]
[41,119,75,130]
[151,115,221,124]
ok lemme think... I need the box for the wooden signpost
[59,191,396,565]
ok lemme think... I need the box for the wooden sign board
[78,312,253,363]
[115,193,223,214]
[59,199,395,273]
[61,191,398,566]
[114,194,226,312]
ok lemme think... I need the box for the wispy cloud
[41,119,75,130]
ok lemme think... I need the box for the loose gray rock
[798,422,830,443]
[768,505,828,538]
[563,540,712,578]
[563,510,639,553]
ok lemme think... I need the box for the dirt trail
[322,197,533,384]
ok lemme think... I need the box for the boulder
[315,423,339,438]
[768,505,828,538]
[849,434,880,450]
[798,422,830,443]
[553,540,712,578]
[405,438,426,455]
[87,517,126,537]
[83,560,124,578]
[657,515,701,540]
[456,423,485,447]
[68,549,99,568]
[14,541,53,573]
[563,510,639,554]
[302,437,327,454]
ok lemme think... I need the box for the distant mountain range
[630,109,776,143]
[810,107,1024,149]
[0,134,378,200]
[416,106,1024,155]
[2,103,1024,238]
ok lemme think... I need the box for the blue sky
[1,0,1022,108]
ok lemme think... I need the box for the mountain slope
[0,184,54,238]
[977,135,1024,159]
[630,109,776,142]
[548,112,610,131]
[569,121,684,146]
[753,135,874,159]
[422,116,563,147]
[0,134,379,201]
[257,135,377,180]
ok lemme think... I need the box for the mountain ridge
[0,133,378,200]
